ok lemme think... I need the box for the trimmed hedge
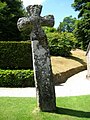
[0,41,32,69]
[0,69,34,87]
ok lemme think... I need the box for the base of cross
[36,83,56,112]
[33,106,56,113]
[36,106,56,112]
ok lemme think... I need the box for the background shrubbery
[47,32,77,57]
[0,41,32,69]
[0,33,77,87]
[0,41,34,87]
[0,69,34,87]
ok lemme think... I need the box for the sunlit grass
[0,95,90,120]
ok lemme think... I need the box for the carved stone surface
[17,5,56,111]
[86,51,90,79]
[86,42,90,79]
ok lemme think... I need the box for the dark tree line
[0,0,25,41]
[72,0,90,50]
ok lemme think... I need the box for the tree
[74,18,90,50]
[72,0,90,50]
[0,0,25,41]
[72,0,90,18]
[47,32,77,56]
[57,16,76,33]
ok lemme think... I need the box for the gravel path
[0,70,90,97]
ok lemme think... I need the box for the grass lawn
[0,95,90,120]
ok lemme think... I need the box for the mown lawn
[0,95,90,120]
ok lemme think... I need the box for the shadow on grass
[55,107,90,118]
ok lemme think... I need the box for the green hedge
[0,41,32,69]
[0,69,34,87]
[47,32,77,57]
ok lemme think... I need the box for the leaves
[0,1,6,10]
[57,16,76,33]
[47,32,77,56]
[72,0,90,50]
[0,69,34,87]
[0,0,25,41]
[72,0,90,18]
[0,41,32,69]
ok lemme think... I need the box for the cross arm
[17,17,33,32]
[40,15,54,27]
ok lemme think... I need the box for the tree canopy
[72,0,90,50]
[57,16,76,33]
[72,0,90,18]
[0,0,25,41]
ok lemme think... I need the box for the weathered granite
[86,42,90,79]
[17,5,56,111]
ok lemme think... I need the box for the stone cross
[17,5,56,111]
[86,42,90,79]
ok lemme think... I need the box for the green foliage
[47,32,77,57]
[72,0,90,50]
[0,0,25,41]
[73,18,90,50]
[0,69,34,87]
[0,41,32,69]
[57,16,76,33]
[0,1,6,10]
[43,27,57,33]
[72,0,90,18]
